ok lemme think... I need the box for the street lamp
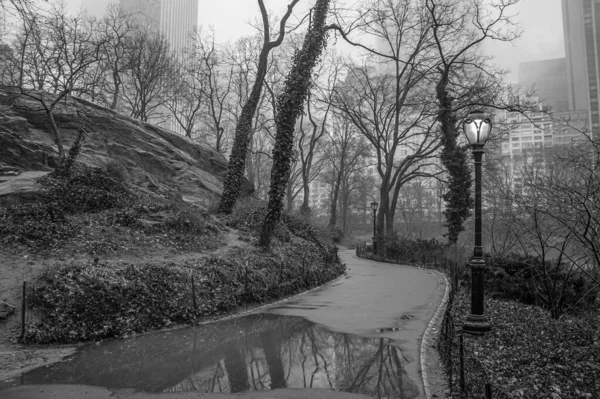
[370,201,378,253]
[462,110,492,335]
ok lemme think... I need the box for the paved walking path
[1,249,447,399]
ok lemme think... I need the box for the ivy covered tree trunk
[258,0,331,249]
[218,0,301,214]
[218,64,268,214]
[436,73,473,244]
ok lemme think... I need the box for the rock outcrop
[0,89,253,209]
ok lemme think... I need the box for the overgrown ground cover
[0,164,344,344]
[451,290,599,399]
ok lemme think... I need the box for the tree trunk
[329,170,342,227]
[110,70,120,110]
[223,344,249,393]
[246,132,255,188]
[258,0,331,249]
[217,51,269,213]
[436,72,473,243]
[47,110,65,164]
[286,180,294,212]
[260,331,286,389]
[300,182,310,214]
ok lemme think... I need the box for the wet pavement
[0,249,446,399]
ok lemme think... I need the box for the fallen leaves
[450,290,599,398]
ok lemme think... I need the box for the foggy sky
[66,0,565,83]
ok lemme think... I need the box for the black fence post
[448,330,453,395]
[302,255,306,286]
[191,274,198,315]
[20,281,27,341]
[279,260,284,283]
[486,383,492,399]
[460,334,465,393]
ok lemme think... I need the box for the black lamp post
[462,110,492,336]
[370,201,378,253]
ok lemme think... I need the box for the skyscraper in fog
[118,0,198,134]
[518,58,569,112]
[119,0,198,54]
[562,0,600,132]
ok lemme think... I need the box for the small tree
[7,3,105,164]
[120,29,174,123]
[259,0,332,249]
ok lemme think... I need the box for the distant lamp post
[370,201,378,253]
[462,110,492,335]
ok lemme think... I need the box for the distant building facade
[119,0,199,134]
[120,0,198,55]
[518,58,569,112]
[562,0,600,134]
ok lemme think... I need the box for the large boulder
[0,90,253,209]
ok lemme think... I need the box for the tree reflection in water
[164,314,420,398]
[11,314,420,398]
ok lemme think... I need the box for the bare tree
[119,28,174,123]
[97,3,137,110]
[425,0,525,243]
[333,65,442,243]
[226,33,280,191]
[540,135,600,289]
[196,28,234,150]
[328,0,446,253]
[218,0,302,214]
[259,0,332,249]
[321,111,371,230]
[7,3,105,163]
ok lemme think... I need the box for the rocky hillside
[0,88,252,208]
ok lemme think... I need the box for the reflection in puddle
[1,314,420,398]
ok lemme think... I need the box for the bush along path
[2,164,344,344]
[23,243,343,344]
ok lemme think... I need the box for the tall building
[120,0,198,55]
[518,58,569,112]
[119,0,198,134]
[562,0,599,132]
[562,0,589,113]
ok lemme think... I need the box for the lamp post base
[463,314,491,336]
[372,236,377,254]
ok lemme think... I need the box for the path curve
[0,248,447,399]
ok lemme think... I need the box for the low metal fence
[438,282,513,399]
[19,247,342,342]
[356,244,462,287]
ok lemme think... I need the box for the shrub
[24,240,346,344]
[485,254,599,315]
[41,164,134,213]
[384,234,447,262]
[0,202,78,247]
[224,204,337,259]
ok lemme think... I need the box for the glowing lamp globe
[463,110,492,146]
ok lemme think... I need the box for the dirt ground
[0,230,252,381]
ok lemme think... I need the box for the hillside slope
[0,89,253,209]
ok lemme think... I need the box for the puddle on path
[0,313,420,398]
